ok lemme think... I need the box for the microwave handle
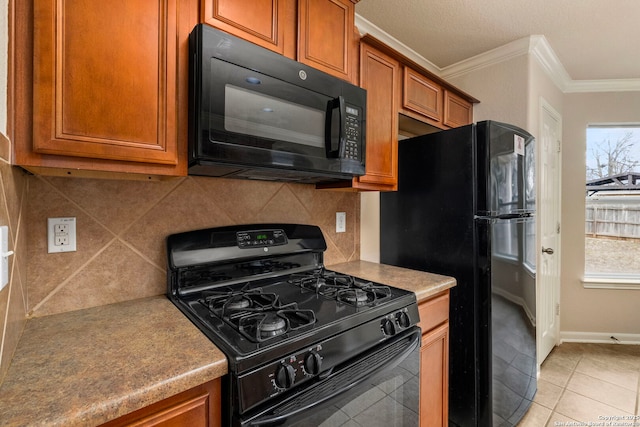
[325,96,346,158]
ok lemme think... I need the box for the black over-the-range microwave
[188,24,367,183]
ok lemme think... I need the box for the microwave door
[207,58,329,159]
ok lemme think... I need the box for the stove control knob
[275,363,296,389]
[304,351,322,375]
[396,311,411,328]
[381,318,396,336]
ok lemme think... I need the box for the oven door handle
[248,327,421,426]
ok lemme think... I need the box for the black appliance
[167,224,420,426]
[188,24,367,184]
[380,121,537,426]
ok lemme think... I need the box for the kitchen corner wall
[0,136,29,383]
[25,175,360,318]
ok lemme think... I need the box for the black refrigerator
[380,120,537,427]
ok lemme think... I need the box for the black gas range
[167,224,421,426]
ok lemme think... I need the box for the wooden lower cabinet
[99,379,221,427]
[418,291,449,427]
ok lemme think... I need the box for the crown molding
[527,35,572,92]
[565,79,640,93]
[354,15,441,76]
[355,14,640,94]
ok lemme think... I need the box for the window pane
[585,125,640,277]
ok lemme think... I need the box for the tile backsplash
[26,175,360,317]
[0,149,29,382]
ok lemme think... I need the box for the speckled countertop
[328,260,456,302]
[0,262,453,427]
[0,296,227,427]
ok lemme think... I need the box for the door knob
[542,247,554,255]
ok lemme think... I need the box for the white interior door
[538,99,562,364]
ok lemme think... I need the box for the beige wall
[448,55,530,129]
[527,57,564,139]
[561,91,640,336]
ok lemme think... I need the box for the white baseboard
[560,331,640,345]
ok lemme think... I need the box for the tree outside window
[585,125,640,279]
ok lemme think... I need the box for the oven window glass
[225,84,325,148]
[289,344,420,427]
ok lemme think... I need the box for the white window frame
[582,124,640,289]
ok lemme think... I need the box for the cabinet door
[202,0,296,57]
[353,43,400,190]
[420,322,449,427]
[402,67,443,122]
[32,0,191,168]
[99,379,221,427]
[297,0,355,82]
[444,90,473,128]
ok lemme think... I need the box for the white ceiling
[355,0,640,82]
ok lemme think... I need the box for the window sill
[582,275,640,290]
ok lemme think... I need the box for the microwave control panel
[344,105,362,161]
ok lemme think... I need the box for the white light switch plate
[48,217,77,253]
[0,226,11,290]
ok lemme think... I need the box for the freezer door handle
[542,246,555,255]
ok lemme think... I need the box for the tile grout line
[115,177,186,238]
[565,351,639,414]
[28,237,119,316]
[549,352,582,424]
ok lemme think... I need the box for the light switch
[0,226,13,291]
[336,212,346,233]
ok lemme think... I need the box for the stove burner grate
[238,309,316,341]
[199,286,316,343]
[288,268,392,307]
[336,284,392,307]
[288,269,355,298]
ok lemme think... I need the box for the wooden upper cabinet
[444,90,473,128]
[297,0,355,81]
[201,0,296,57]
[401,66,476,129]
[402,67,443,122]
[33,0,188,166]
[201,0,356,82]
[15,0,197,177]
[352,43,400,190]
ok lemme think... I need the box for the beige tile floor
[518,342,640,426]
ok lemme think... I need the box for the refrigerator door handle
[495,212,534,220]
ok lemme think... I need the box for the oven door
[240,327,421,427]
